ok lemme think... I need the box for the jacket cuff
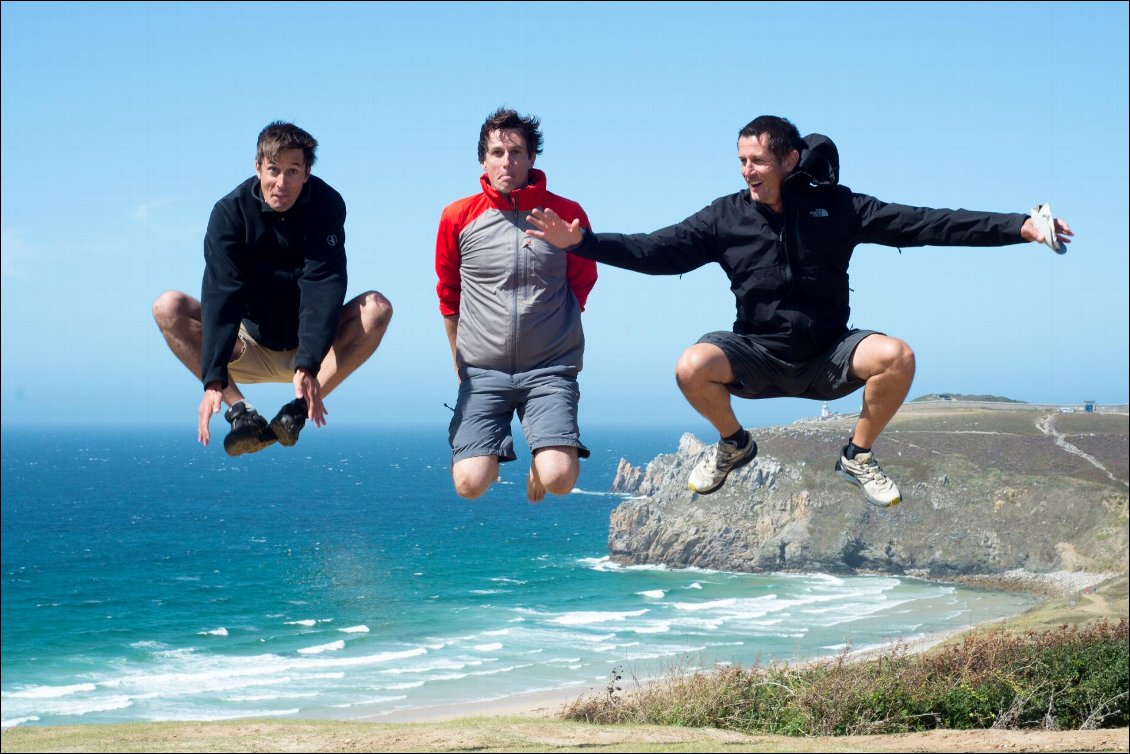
[572,228,597,257]
[294,358,320,375]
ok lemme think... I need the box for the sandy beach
[362,684,592,724]
[362,568,1118,724]
[365,626,985,725]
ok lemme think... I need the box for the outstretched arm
[852,194,1074,252]
[528,205,717,276]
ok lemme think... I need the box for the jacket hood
[793,133,839,187]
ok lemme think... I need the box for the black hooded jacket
[572,134,1028,362]
[200,175,348,388]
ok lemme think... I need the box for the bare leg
[847,335,916,448]
[152,291,245,406]
[675,343,742,437]
[527,446,579,503]
[452,455,500,499]
[317,291,393,396]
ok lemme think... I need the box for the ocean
[1,425,1037,728]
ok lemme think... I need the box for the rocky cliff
[607,406,1129,579]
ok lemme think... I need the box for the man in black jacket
[526,115,1072,507]
[153,121,392,456]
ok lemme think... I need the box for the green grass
[561,619,1129,737]
[1052,413,1129,435]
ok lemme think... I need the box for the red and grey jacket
[436,169,597,375]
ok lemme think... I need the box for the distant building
[1084,400,1096,413]
[821,402,829,419]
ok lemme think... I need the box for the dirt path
[1036,413,1128,488]
[2,719,1128,753]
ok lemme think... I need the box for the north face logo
[809,208,829,218]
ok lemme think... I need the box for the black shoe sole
[224,428,278,457]
[269,415,302,447]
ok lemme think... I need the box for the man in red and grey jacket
[436,108,597,502]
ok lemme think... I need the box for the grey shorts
[697,329,881,401]
[448,366,590,464]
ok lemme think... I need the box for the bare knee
[675,343,728,390]
[453,478,488,499]
[452,467,488,499]
[881,338,916,377]
[358,291,393,332]
[452,460,495,499]
[533,449,579,495]
[544,473,578,496]
[540,465,579,496]
[152,291,197,328]
[857,336,916,384]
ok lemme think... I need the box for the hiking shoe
[1030,203,1063,254]
[687,431,758,495]
[223,403,277,457]
[269,398,308,447]
[835,449,902,507]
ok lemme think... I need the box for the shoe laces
[714,441,738,464]
[857,460,892,487]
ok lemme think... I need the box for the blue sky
[2,1,1127,434]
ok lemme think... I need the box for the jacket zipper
[510,194,521,375]
[780,175,799,295]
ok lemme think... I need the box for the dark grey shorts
[448,366,590,464]
[697,329,882,401]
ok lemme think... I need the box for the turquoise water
[1,426,1036,727]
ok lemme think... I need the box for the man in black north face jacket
[526,115,1072,507]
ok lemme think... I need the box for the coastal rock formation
[607,406,1129,579]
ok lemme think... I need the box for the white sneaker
[687,431,758,495]
[835,450,902,507]
[1030,203,1063,254]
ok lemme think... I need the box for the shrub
[559,618,1128,736]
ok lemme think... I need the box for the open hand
[526,207,583,249]
[197,387,223,445]
[1022,213,1074,251]
[294,369,328,427]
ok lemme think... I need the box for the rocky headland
[607,404,1129,593]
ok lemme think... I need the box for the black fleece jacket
[573,134,1028,362]
[200,175,348,388]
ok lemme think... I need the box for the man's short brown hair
[478,108,543,162]
[256,121,318,169]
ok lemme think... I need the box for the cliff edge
[607,406,1129,582]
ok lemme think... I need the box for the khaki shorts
[226,324,298,384]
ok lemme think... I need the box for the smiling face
[255,148,310,212]
[737,133,798,213]
[480,129,534,196]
